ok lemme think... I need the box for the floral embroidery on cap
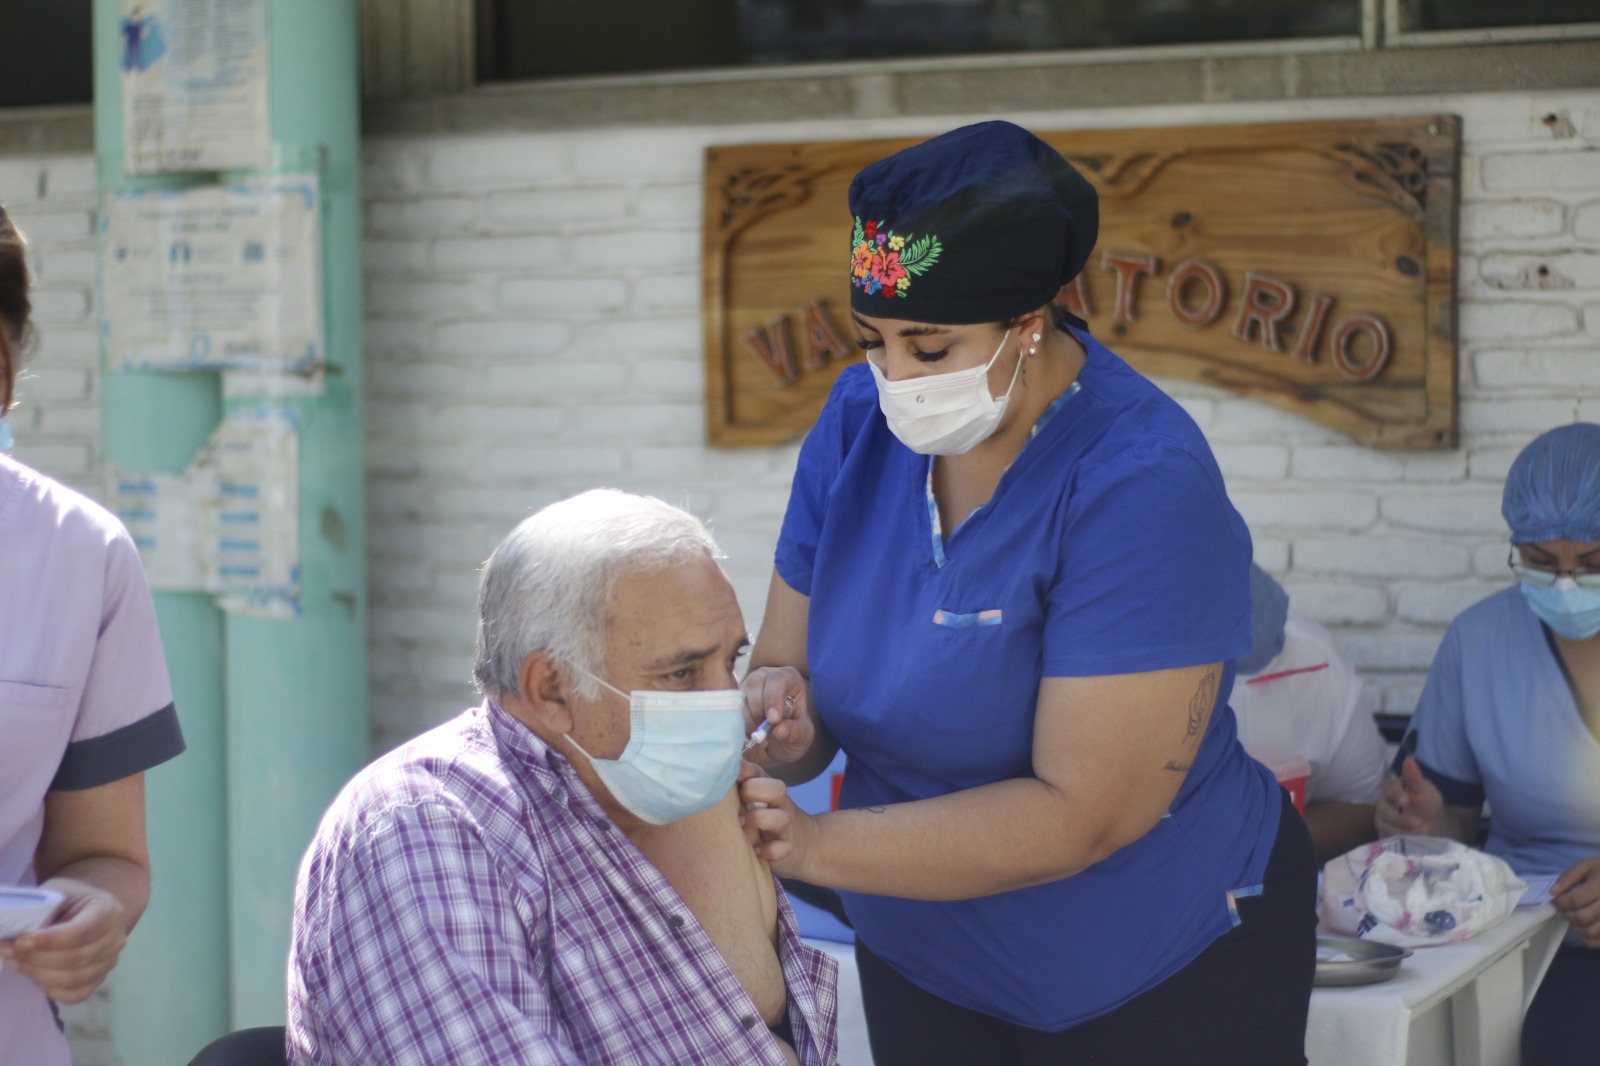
[850,216,942,298]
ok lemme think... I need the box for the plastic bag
[1320,836,1526,948]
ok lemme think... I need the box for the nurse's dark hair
[0,202,31,412]
[999,302,1077,334]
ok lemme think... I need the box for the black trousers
[1522,942,1600,1066]
[855,789,1317,1066]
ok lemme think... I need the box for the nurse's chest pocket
[930,607,1004,629]
[0,680,75,795]
[913,607,1036,756]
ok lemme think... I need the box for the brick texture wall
[7,93,1599,744]
[2,153,100,495]
[3,89,1598,1061]
[358,91,1600,740]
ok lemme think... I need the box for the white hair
[472,488,724,700]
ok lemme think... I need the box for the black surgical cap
[847,121,1099,325]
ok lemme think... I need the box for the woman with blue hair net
[1379,422,1600,1066]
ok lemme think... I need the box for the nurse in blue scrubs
[1379,422,1600,1066]
[742,121,1317,1065]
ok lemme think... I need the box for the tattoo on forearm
[1186,666,1219,739]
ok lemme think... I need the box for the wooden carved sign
[702,116,1460,449]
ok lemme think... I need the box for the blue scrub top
[775,332,1281,1031]
[1411,586,1600,878]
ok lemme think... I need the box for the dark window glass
[478,0,1361,83]
[0,0,93,107]
[1402,0,1600,32]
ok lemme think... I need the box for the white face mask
[565,668,745,826]
[868,329,1022,455]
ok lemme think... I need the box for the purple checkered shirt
[288,701,839,1065]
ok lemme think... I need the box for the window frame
[470,0,1600,90]
[1381,0,1600,48]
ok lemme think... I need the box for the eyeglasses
[1507,548,1600,590]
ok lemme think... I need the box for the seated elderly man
[288,490,837,1066]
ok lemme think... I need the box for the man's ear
[514,651,576,735]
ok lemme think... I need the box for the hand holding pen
[1376,732,1445,838]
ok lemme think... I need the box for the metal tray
[1314,936,1412,987]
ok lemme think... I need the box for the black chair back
[187,1025,288,1066]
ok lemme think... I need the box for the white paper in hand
[0,887,64,939]
[1517,873,1560,908]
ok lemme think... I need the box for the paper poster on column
[121,0,269,173]
[111,408,300,617]
[100,177,323,373]
[114,471,206,591]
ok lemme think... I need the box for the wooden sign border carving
[702,116,1460,450]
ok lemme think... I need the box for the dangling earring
[1028,332,1041,357]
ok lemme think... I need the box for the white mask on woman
[868,329,1021,455]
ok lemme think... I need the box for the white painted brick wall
[7,88,1597,770]
[7,104,1600,1039]
[1,155,101,498]
[353,88,1600,734]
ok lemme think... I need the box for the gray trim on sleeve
[1417,761,1486,811]
[50,702,185,791]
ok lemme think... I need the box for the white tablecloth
[1307,905,1566,1066]
[809,907,1565,1066]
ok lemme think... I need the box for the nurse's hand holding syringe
[740,664,825,779]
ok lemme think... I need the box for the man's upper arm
[306,801,584,1066]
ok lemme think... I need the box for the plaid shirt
[288,701,839,1065]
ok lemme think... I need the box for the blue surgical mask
[0,415,11,452]
[565,668,745,825]
[1522,577,1600,641]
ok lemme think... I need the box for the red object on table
[1255,751,1311,814]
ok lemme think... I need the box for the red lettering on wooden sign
[1166,259,1227,328]
[1332,315,1392,381]
[1231,273,1298,353]
[1294,294,1336,363]
[742,316,797,385]
[800,299,851,372]
[1060,274,1093,318]
[1102,252,1161,322]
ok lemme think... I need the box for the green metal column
[99,376,230,1063]
[225,0,367,1030]
[93,1,367,1060]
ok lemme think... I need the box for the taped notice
[113,409,299,617]
[121,0,270,173]
[100,177,323,373]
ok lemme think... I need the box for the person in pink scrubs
[0,202,184,1066]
